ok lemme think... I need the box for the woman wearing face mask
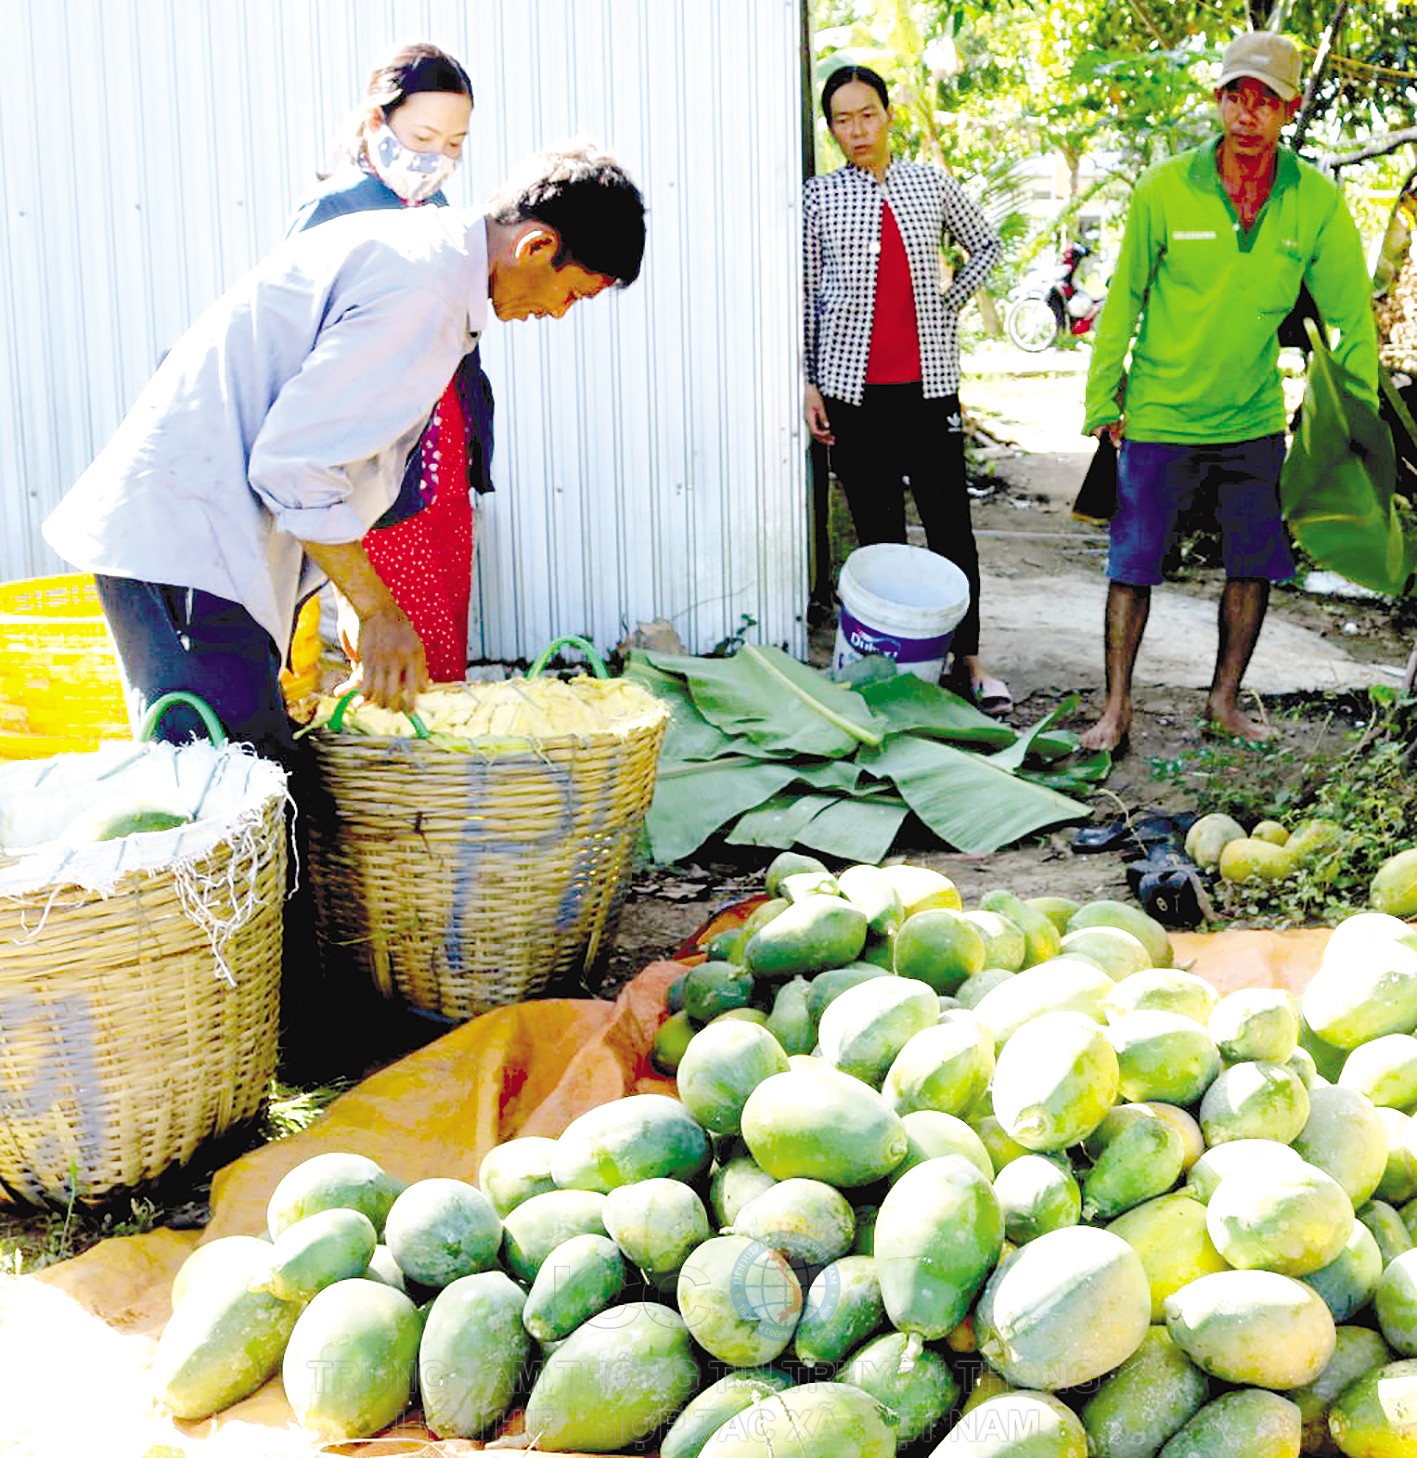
[287,42,492,684]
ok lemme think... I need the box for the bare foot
[1205,701,1276,742]
[1080,706,1131,752]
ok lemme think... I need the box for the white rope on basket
[0,735,291,981]
[171,807,272,988]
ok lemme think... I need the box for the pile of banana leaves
[625,645,1109,865]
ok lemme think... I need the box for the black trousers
[825,384,981,660]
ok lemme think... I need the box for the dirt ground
[600,340,1416,983]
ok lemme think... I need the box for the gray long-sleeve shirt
[44,206,489,650]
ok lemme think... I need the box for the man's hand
[302,539,430,712]
[342,602,429,711]
[805,385,834,446]
[1094,420,1124,448]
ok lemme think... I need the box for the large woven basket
[0,573,130,759]
[305,646,669,1022]
[0,730,287,1205]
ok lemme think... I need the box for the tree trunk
[1375,169,1417,373]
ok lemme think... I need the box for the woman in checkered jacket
[804,64,1010,715]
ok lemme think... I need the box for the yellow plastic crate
[0,574,131,757]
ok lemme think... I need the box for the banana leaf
[794,796,911,863]
[861,734,1089,854]
[624,654,739,762]
[1280,319,1412,597]
[641,644,885,757]
[725,791,909,863]
[857,672,1015,747]
[987,695,1082,771]
[643,759,800,864]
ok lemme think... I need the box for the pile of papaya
[1188,810,1417,915]
[155,850,1417,1456]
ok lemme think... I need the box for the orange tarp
[0,926,1333,1457]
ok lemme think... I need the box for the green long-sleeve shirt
[1083,138,1378,443]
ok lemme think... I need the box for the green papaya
[282,1279,422,1440]
[981,888,1063,968]
[676,1235,802,1365]
[677,1019,790,1135]
[766,976,816,1055]
[1157,1389,1301,1458]
[709,1154,777,1229]
[500,1188,607,1285]
[603,1176,711,1279]
[765,851,829,898]
[265,1150,404,1239]
[740,1062,908,1187]
[419,1270,530,1439]
[1081,1326,1210,1458]
[523,1300,701,1452]
[683,961,756,1025]
[168,1235,271,1311]
[793,1254,885,1366]
[1082,1116,1186,1222]
[521,1232,625,1341]
[874,1155,1003,1346]
[551,1093,710,1192]
[153,1254,301,1420]
[1164,1268,1336,1389]
[727,1176,856,1267]
[697,1381,894,1458]
[836,1329,958,1447]
[476,1135,558,1217]
[1281,1324,1390,1457]
[654,1009,697,1074]
[994,1153,1081,1245]
[805,963,892,1024]
[258,1207,377,1303]
[660,1368,795,1458]
[744,896,868,979]
[817,975,939,1087]
[836,863,905,939]
[893,907,987,993]
[381,1178,502,1289]
[976,1225,1150,1390]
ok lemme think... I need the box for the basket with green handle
[0,692,287,1205]
[303,637,670,1022]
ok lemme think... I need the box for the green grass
[1151,688,1417,926]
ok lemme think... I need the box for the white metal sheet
[0,0,807,660]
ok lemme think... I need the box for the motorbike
[1004,240,1107,353]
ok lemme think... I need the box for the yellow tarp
[0,926,1334,1457]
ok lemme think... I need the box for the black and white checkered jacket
[804,159,1002,404]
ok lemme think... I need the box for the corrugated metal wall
[0,0,807,660]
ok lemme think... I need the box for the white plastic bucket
[831,543,971,682]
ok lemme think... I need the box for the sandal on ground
[1071,811,1196,855]
[971,676,1013,719]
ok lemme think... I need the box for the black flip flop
[1071,812,1196,855]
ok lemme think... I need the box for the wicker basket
[305,643,669,1022]
[0,732,287,1205]
[0,573,131,759]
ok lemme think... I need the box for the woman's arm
[938,171,1003,311]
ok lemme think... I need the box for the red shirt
[865,202,922,384]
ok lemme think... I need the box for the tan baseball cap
[1217,31,1302,101]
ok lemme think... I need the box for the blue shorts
[1107,435,1294,587]
[93,575,295,764]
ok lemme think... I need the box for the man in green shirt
[1079,31,1379,752]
